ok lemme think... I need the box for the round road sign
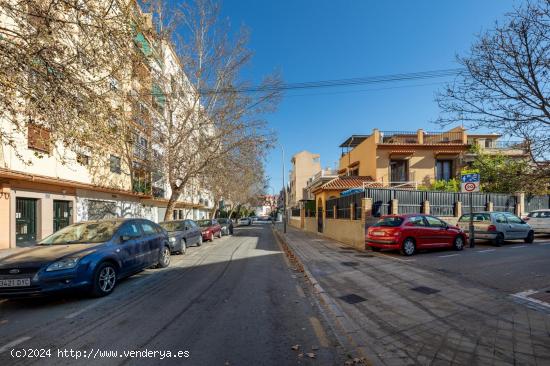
[464,182,476,192]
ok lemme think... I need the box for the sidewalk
[276,225,550,366]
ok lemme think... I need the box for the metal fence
[525,195,550,212]
[363,188,518,216]
[326,192,363,220]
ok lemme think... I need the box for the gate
[365,188,392,217]
[525,195,550,212]
[317,206,323,233]
[53,200,71,232]
[395,189,424,214]
[16,198,37,247]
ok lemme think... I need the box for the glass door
[53,200,71,232]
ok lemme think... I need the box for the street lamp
[281,145,287,234]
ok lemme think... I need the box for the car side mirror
[185,226,190,231]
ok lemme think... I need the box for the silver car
[457,211,534,246]
[523,209,550,234]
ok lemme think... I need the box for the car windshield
[160,221,185,232]
[39,221,121,245]
[197,220,212,227]
[458,213,491,222]
[372,217,404,227]
[218,219,228,224]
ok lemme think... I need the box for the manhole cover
[339,294,366,304]
[341,261,359,267]
[411,286,440,295]
[356,254,374,258]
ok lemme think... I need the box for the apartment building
[338,127,529,189]
[0,2,211,249]
[288,151,321,208]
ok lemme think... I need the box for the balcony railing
[133,144,148,160]
[492,141,526,149]
[379,130,465,145]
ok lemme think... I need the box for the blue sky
[218,0,519,194]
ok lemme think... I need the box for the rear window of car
[458,213,490,222]
[372,217,404,227]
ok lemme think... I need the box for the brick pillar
[350,203,354,221]
[423,200,430,215]
[391,199,398,215]
[417,129,424,144]
[455,201,462,217]
[487,201,493,212]
[516,192,525,216]
[361,198,372,224]
[333,205,337,219]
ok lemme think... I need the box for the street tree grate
[356,254,374,258]
[339,294,367,304]
[341,261,360,267]
[411,286,440,295]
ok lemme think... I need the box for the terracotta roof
[318,176,374,191]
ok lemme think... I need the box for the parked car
[457,211,534,246]
[238,217,252,226]
[159,219,203,253]
[0,219,170,298]
[366,214,466,256]
[250,216,259,222]
[197,219,222,241]
[523,209,550,234]
[217,218,234,236]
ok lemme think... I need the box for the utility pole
[469,192,475,248]
[282,146,287,234]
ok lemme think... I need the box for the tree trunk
[163,188,182,221]
[209,200,219,218]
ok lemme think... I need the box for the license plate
[371,231,385,236]
[0,278,31,287]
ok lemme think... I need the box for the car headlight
[169,237,177,243]
[46,257,80,272]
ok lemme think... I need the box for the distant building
[288,151,321,208]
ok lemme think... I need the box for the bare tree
[141,0,280,221]
[436,0,550,170]
[0,0,139,163]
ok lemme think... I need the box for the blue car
[0,218,171,298]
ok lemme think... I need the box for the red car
[197,219,222,241]
[366,214,466,256]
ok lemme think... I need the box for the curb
[273,227,384,366]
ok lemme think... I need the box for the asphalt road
[374,235,550,294]
[0,223,342,365]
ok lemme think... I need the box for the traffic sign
[460,169,480,192]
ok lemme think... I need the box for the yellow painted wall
[304,217,317,233]
[324,218,365,251]
[339,135,377,178]
[289,217,301,229]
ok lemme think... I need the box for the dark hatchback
[0,219,170,298]
[159,219,203,253]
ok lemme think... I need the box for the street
[0,224,343,365]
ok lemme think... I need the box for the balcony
[133,144,148,161]
[379,130,465,145]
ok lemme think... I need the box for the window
[494,213,507,224]
[425,216,446,227]
[504,213,522,224]
[435,160,453,181]
[173,210,178,220]
[408,216,426,226]
[28,124,51,153]
[118,222,141,238]
[141,222,157,235]
[110,155,121,174]
[76,153,90,166]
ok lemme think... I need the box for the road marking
[375,253,415,262]
[309,317,329,348]
[477,249,496,253]
[0,336,31,354]
[539,242,550,246]
[438,254,460,258]
[510,245,526,249]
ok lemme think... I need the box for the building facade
[288,151,321,208]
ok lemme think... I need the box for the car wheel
[181,240,187,254]
[217,230,222,238]
[524,230,535,243]
[493,233,504,247]
[400,238,416,256]
[197,236,202,246]
[371,247,381,252]
[209,233,214,242]
[157,245,171,268]
[91,262,117,297]
[453,236,465,251]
